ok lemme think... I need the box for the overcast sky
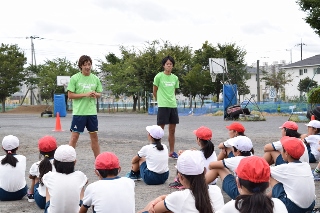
[1,0,319,67]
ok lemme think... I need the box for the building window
[314,68,320,75]
[304,69,307,73]
[299,69,303,75]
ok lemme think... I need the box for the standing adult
[67,55,103,158]
[153,55,179,159]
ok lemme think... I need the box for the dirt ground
[0,106,319,213]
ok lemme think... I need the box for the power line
[295,38,306,61]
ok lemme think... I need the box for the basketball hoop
[63,84,68,93]
[211,73,217,82]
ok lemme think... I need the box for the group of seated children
[0,120,318,213]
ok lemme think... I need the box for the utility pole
[257,60,260,103]
[295,39,306,61]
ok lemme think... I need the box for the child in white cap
[263,121,308,166]
[138,150,224,213]
[43,145,88,213]
[169,126,217,189]
[80,152,135,213]
[126,125,169,185]
[270,136,315,213]
[217,156,288,213]
[0,135,27,201]
[28,135,57,209]
[205,135,253,200]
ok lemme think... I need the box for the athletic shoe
[313,170,320,181]
[27,193,35,202]
[125,171,141,181]
[169,152,178,159]
[169,181,185,190]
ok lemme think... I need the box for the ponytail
[235,178,273,213]
[183,172,214,213]
[1,148,19,167]
[39,150,55,185]
[200,139,214,159]
[153,138,164,151]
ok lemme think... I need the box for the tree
[261,65,293,101]
[0,44,27,112]
[238,82,250,101]
[37,58,79,104]
[296,0,320,37]
[297,76,318,93]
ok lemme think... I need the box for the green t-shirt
[67,72,103,115]
[153,72,179,108]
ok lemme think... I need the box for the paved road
[0,113,318,212]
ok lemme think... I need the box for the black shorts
[157,107,179,125]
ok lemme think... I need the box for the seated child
[169,126,217,189]
[28,135,57,209]
[217,156,288,213]
[138,150,224,213]
[303,120,320,163]
[217,122,246,160]
[263,121,308,166]
[205,135,253,200]
[43,145,88,213]
[80,152,135,213]
[126,125,169,185]
[270,136,315,213]
[0,135,27,201]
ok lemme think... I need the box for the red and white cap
[146,125,164,139]
[177,150,204,175]
[228,136,253,152]
[2,135,19,150]
[38,135,57,152]
[95,152,120,170]
[54,145,76,162]
[279,121,298,130]
[193,126,212,140]
[306,120,320,129]
[236,156,270,183]
[226,122,245,133]
[280,136,305,159]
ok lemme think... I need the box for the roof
[282,54,320,69]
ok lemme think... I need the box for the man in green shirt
[153,56,179,159]
[67,55,103,158]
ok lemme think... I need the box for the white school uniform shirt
[0,154,26,192]
[43,171,87,213]
[82,177,135,213]
[202,150,218,184]
[270,162,315,208]
[216,198,288,213]
[222,156,246,173]
[305,134,320,160]
[165,185,224,212]
[29,158,56,196]
[272,140,309,163]
[138,143,169,173]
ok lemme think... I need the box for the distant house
[282,54,320,99]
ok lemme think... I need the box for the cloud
[241,20,280,35]
[31,21,75,35]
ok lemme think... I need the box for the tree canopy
[0,43,27,112]
[297,76,318,93]
[296,0,320,37]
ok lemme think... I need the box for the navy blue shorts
[34,183,46,209]
[70,115,98,133]
[272,182,315,213]
[0,185,27,201]
[275,154,287,166]
[228,151,235,158]
[222,174,239,200]
[306,144,317,163]
[157,107,179,125]
[140,161,169,185]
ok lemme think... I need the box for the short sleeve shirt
[138,144,169,173]
[153,72,179,108]
[67,72,103,115]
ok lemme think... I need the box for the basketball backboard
[208,58,227,74]
[57,76,70,86]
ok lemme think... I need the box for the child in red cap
[28,135,57,208]
[126,125,169,185]
[169,126,217,189]
[270,136,315,213]
[217,156,288,213]
[80,152,135,213]
[217,122,246,160]
[206,135,254,200]
[263,121,308,166]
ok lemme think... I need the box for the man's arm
[68,91,97,100]
[153,85,158,101]
[79,205,88,213]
